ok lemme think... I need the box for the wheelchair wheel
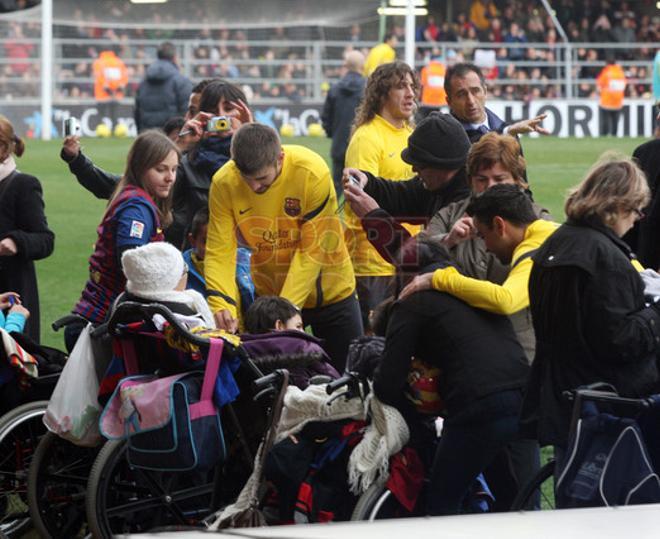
[86,439,217,538]
[351,479,413,521]
[510,459,556,511]
[0,400,48,537]
[27,431,97,538]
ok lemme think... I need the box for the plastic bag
[43,323,102,447]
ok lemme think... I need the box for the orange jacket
[596,64,626,110]
[93,51,128,100]
[420,61,447,106]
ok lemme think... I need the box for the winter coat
[0,171,55,342]
[521,219,660,447]
[374,289,529,418]
[134,59,192,132]
[321,71,366,162]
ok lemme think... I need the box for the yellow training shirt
[363,43,396,77]
[205,145,356,318]
[431,219,559,315]
[344,115,415,276]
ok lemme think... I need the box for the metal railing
[0,36,657,104]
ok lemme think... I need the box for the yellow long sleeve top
[344,115,415,276]
[431,219,559,315]
[205,145,356,318]
[363,43,396,76]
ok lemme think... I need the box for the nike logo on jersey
[388,152,395,157]
[239,207,252,215]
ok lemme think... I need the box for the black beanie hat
[401,112,470,170]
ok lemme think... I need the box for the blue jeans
[426,389,523,515]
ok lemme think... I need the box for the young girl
[66,130,179,351]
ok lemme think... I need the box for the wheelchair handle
[252,369,288,394]
[563,388,654,410]
[326,373,355,395]
[51,313,88,332]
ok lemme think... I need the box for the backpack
[264,420,365,523]
[555,401,660,508]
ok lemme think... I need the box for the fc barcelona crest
[284,197,301,217]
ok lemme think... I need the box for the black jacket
[134,59,192,132]
[321,71,365,161]
[0,172,55,342]
[374,289,529,418]
[625,138,660,269]
[60,150,119,200]
[521,220,660,447]
[363,169,470,226]
[166,153,218,249]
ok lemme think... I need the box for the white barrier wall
[487,99,657,138]
[1,99,656,139]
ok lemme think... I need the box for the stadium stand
[0,0,657,104]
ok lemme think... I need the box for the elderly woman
[521,155,660,449]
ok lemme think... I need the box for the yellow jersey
[205,145,356,318]
[431,219,559,315]
[344,114,416,276]
[363,43,396,77]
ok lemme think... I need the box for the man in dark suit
[444,63,549,142]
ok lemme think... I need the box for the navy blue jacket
[321,71,366,161]
[134,59,192,132]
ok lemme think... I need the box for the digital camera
[205,116,231,133]
[63,117,81,137]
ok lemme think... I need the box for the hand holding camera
[63,117,81,137]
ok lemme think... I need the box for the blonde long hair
[565,153,649,228]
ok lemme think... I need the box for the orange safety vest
[93,50,128,101]
[596,64,626,110]
[420,61,447,106]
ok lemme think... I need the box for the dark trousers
[599,107,621,136]
[302,294,363,373]
[331,157,345,200]
[355,275,396,332]
[427,389,523,516]
[484,437,540,511]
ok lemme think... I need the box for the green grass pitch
[17,135,646,349]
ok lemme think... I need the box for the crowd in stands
[0,0,658,101]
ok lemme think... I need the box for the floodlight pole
[41,0,53,140]
[539,0,573,98]
[404,0,415,68]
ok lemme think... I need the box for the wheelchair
[0,329,66,537]
[82,300,321,538]
[512,383,660,511]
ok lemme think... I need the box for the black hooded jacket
[321,71,365,161]
[134,59,192,132]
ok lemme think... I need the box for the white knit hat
[121,242,185,295]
